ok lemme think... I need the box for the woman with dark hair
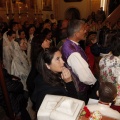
[3,30,16,74]
[27,34,51,97]
[31,47,78,111]
[27,25,36,65]
[41,28,55,46]
[11,38,30,91]
[18,29,27,40]
[99,33,120,111]
[26,34,51,119]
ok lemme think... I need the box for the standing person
[85,32,97,75]
[99,33,120,111]
[61,20,96,104]
[27,25,36,65]
[49,14,57,25]
[31,47,78,111]
[3,22,19,40]
[27,34,51,98]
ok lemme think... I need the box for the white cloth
[3,37,19,74]
[3,30,19,39]
[67,52,96,85]
[11,45,30,91]
[27,35,34,66]
[87,103,120,120]
[3,31,8,41]
[50,18,57,24]
[37,95,85,120]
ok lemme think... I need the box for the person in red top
[85,32,97,75]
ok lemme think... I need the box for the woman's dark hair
[44,19,51,24]
[26,24,35,40]
[42,28,52,36]
[9,21,18,30]
[86,32,97,46]
[98,26,110,46]
[110,33,120,56]
[18,29,25,36]
[36,47,61,86]
[99,82,117,103]
[15,38,22,45]
[7,30,15,36]
[31,34,46,67]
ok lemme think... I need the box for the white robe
[11,45,30,91]
[3,37,19,74]
[87,103,120,120]
[27,34,34,67]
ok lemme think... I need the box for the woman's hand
[61,67,72,83]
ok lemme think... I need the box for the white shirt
[87,103,120,119]
[67,41,96,85]
[50,18,57,24]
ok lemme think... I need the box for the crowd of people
[0,9,120,120]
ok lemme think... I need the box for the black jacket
[31,74,78,111]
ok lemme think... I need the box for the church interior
[0,0,119,23]
[0,0,120,120]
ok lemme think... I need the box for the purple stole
[61,39,89,92]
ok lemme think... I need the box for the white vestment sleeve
[67,52,96,85]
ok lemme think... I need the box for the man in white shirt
[87,82,120,119]
[49,14,57,25]
[61,20,96,103]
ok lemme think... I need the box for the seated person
[11,38,30,91]
[0,106,10,120]
[31,47,78,112]
[0,67,30,120]
[87,82,120,119]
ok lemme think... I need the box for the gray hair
[67,19,85,37]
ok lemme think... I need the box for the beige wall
[37,0,53,21]
[91,0,101,12]
[0,0,101,22]
[57,0,91,20]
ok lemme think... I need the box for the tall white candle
[11,0,14,13]
[6,1,8,14]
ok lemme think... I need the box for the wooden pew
[0,62,14,120]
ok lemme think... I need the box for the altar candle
[11,0,14,13]
[6,1,8,14]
